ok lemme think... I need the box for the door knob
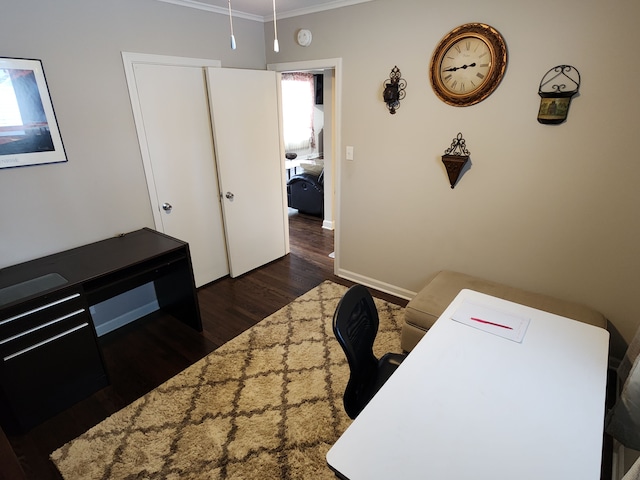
[162,202,172,212]
[225,192,234,200]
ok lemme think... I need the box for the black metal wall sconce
[441,132,470,189]
[382,66,406,114]
[537,65,580,125]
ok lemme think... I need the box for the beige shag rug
[51,281,405,479]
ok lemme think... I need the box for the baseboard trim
[337,268,415,300]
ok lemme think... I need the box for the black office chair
[333,284,407,419]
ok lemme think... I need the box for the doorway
[268,58,342,275]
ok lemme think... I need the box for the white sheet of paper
[451,300,531,343]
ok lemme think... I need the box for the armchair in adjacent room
[287,168,324,217]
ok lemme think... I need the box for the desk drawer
[0,319,108,432]
[0,289,87,339]
[0,287,108,433]
[0,307,90,361]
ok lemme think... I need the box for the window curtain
[281,72,315,152]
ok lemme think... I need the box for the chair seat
[373,353,406,396]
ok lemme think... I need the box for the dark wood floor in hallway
[3,211,407,480]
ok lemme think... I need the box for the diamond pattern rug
[50,281,405,479]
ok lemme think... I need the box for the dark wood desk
[0,228,201,433]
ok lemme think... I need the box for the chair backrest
[333,284,380,418]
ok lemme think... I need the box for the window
[281,73,315,152]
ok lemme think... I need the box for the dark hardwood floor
[3,211,407,480]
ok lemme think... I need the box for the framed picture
[0,57,67,169]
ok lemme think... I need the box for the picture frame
[0,57,67,169]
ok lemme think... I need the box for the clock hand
[443,62,477,72]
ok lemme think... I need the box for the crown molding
[265,0,373,21]
[156,0,373,22]
[157,0,263,22]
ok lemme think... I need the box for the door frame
[267,58,342,275]
[121,52,221,229]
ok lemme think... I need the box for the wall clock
[429,23,507,107]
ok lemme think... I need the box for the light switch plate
[346,146,354,160]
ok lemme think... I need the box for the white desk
[326,289,610,480]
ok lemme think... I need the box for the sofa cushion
[300,161,324,176]
[402,270,607,352]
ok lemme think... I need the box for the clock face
[430,23,507,107]
[439,36,492,96]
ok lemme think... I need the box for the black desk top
[0,228,187,308]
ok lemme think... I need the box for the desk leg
[0,425,25,480]
[153,257,202,332]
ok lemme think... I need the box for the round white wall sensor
[297,29,312,47]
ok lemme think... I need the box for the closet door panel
[207,68,287,277]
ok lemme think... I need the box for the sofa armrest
[287,171,323,188]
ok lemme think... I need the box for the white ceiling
[157,0,373,22]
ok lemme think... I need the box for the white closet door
[207,68,287,277]
[133,63,229,287]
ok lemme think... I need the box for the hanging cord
[228,0,236,49]
[273,0,279,52]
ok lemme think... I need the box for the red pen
[470,317,513,330]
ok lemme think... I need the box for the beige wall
[1,0,638,357]
[265,0,640,356]
[0,0,266,266]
